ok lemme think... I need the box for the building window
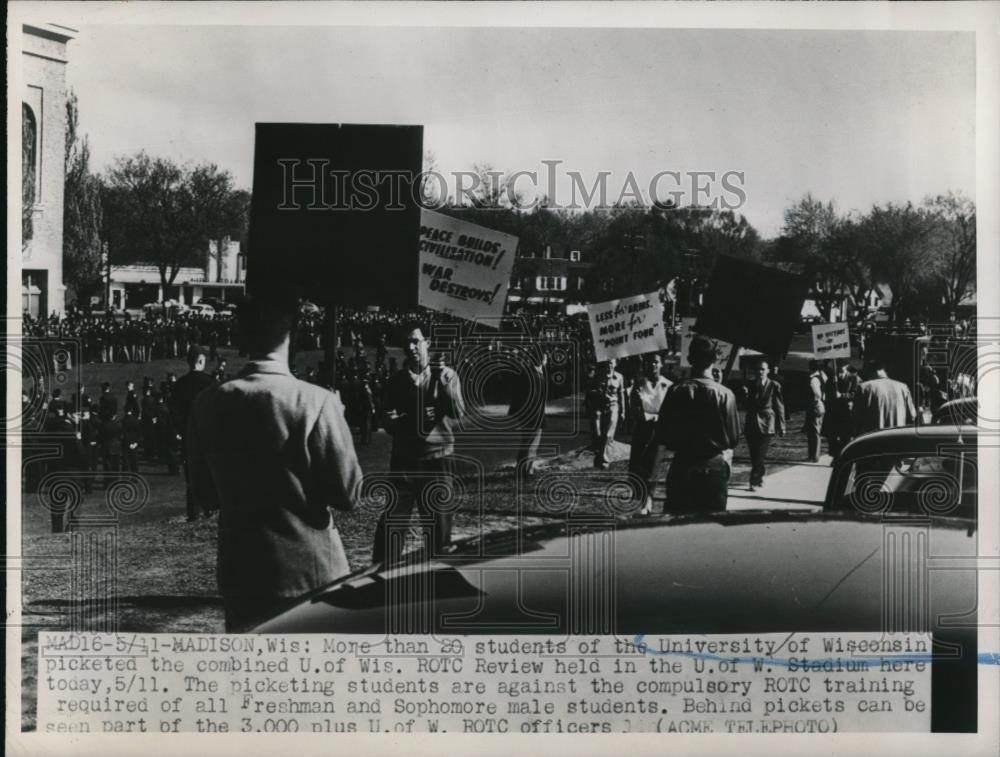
[576,276,585,291]
[536,276,567,292]
[569,250,581,262]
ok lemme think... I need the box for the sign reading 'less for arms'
[587,291,669,361]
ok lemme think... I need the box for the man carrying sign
[643,336,741,513]
[373,322,465,565]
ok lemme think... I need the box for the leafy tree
[102,153,248,297]
[924,192,976,316]
[774,194,842,318]
[186,163,249,281]
[858,202,936,323]
[63,91,104,304]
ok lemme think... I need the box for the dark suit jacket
[744,379,785,436]
[99,418,123,456]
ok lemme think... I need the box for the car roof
[254,511,977,634]
[840,424,977,460]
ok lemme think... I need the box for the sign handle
[723,343,740,380]
[324,304,340,390]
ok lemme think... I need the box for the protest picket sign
[812,322,852,359]
[247,122,424,306]
[417,209,518,322]
[679,317,741,369]
[587,291,668,361]
[695,256,809,359]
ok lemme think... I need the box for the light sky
[66,25,975,238]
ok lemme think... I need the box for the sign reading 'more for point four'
[587,291,669,361]
[418,209,518,322]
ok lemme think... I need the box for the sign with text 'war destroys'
[418,210,518,322]
[588,291,669,361]
[812,322,851,359]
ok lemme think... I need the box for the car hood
[253,511,977,635]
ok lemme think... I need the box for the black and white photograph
[6,2,1000,754]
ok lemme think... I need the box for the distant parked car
[189,303,216,318]
[933,397,978,426]
[198,297,235,313]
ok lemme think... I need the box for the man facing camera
[373,323,465,565]
[188,294,363,632]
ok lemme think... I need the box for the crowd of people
[23,310,236,365]
[21,297,981,632]
[583,330,977,516]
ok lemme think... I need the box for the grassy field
[17,348,820,730]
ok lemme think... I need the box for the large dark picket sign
[247,123,424,306]
[695,256,809,360]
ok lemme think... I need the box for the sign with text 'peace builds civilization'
[418,210,518,322]
[812,322,851,359]
[247,123,424,306]
[587,291,669,361]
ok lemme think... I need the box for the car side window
[839,452,975,518]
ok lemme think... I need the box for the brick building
[21,23,76,317]
[506,244,592,314]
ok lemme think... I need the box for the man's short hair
[186,345,209,368]
[808,360,821,372]
[865,359,886,375]
[688,336,717,370]
[401,320,431,343]
[237,293,300,356]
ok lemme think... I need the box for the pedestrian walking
[743,359,785,491]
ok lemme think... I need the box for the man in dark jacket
[742,359,785,491]
[140,384,158,460]
[643,337,741,514]
[98,382,116,421]
[79,402,101,493]
[122,407,141,472]
[171,346,216,520]
[100,410,124,475]
[123,380,140,417]
[373,323,465,565]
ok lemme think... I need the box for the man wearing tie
[743,359,785,491]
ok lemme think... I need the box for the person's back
[854,367,916,434]
[188,294,362,631]
[656,377,740,461]
[192,365,360,600]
